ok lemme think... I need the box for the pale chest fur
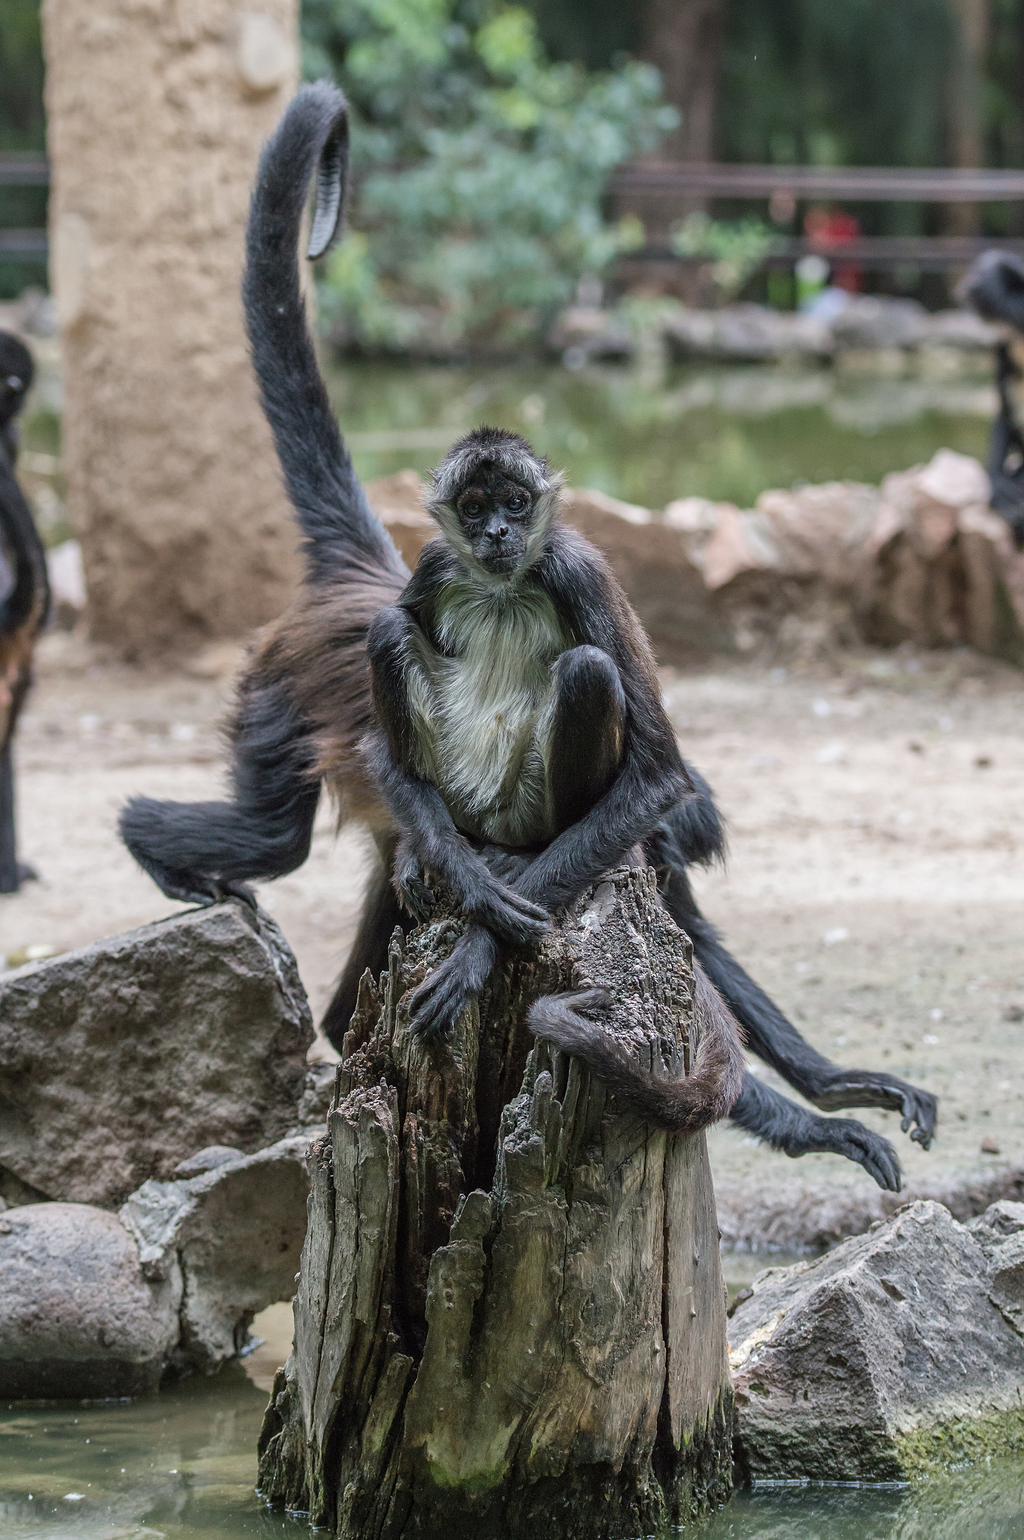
[408,581,570,846]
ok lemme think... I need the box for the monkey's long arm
[651,783,937,1150]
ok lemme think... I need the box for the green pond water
[323,360,996,509]
[4,1293,1024,1539]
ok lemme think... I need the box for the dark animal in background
[0,332,48,894]
[120,82,937,1188]
[962,249,1024,547]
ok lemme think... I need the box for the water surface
[4,1299,1024,1539]
[325,360,995,510]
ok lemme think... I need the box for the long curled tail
[243,80,406,587]
[527,967,745,1135]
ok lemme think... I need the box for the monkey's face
[454,474,535,577]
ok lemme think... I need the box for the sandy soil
[3,631,1022,1252]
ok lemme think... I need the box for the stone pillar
[42,2,302,657]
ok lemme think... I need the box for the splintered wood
[257,865,733,1539]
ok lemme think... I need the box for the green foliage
[670,214,779,300]
[302,0,675,351]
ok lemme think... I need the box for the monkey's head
[0,332,33,430]
[428,427,561,580]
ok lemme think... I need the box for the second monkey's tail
[527,968,745,1134]
[243,80,408,589]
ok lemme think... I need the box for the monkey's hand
[406,926,498,1042]
[459,867,549,949]
[393,837,436,921]
[783,1111,903,1193]
[477,843,533,885]
[812,1071,937,1150]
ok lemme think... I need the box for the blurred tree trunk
[946,0,989,237]
[641,0,723,165]
[619,0,724,293]
[42,0,301,659]
[258,866,734,1538]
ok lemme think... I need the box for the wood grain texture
[258,865,733,1537]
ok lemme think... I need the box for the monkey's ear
[307,99,349,262]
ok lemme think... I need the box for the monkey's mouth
[480,551,519,573]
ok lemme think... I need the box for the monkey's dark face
[454,473,536,576]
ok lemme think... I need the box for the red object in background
[804,207,863,291]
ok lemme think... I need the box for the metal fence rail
[612,162,1024,202]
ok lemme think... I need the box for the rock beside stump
[730,1199,1024,1481]
[0,1203,180,1399]
[0,901,313,1208]
[0,1135,313,1398]
[258,866,733,1539]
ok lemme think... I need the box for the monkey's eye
[461,500,484,519]
[505,493,527,513]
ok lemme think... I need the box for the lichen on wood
[258,863,733,1538]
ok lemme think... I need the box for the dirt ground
[2,631,1022,1253]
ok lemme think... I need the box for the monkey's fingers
[396,872,436,922]
[406,928,497,1040]
[464,883,549,948]
[814,1071,937,1150]
[788,1114,902,1193]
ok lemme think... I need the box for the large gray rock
[120,1134,310,1373]
[0,1202,180,1398]
[729,1200,1024,1481]
[0,901,313,1208]
[0,1135,312,1398]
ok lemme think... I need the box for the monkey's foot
[136,856,257,911]
[812,1071,937,1150]
[786,1112,903,1192]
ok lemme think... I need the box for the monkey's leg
[660,865,937,1149]
[321,853,412,1052]
[120,680,319,905]
[0,736,17,893]
[546,645,625,833]
[729,1070,902,1193]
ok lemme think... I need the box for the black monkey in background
[961,248,1024,546]
[120,83,937,1189]
[0,332,48,894]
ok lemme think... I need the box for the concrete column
[42,1,302,656]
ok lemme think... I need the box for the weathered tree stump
[258,864,733,1538]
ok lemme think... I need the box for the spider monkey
[961,249,1024,547]
[0,332,49,894]
[120,82,937,1191]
